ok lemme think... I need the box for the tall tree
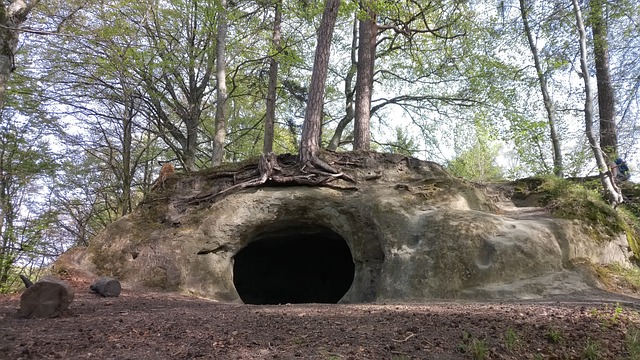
[0,106,58,290]
[263,0,282,154]
[571,0,622,205]
[518,0,563,177]
[0,0,40,109]
[590,0,618,157]
[353,3,376,150]
[137,0,217,171]
[212,0,228,166]
[300,0,341,163]
[37,3,160,218]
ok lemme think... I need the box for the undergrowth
[514,176,640,260]
[595,263,640,293]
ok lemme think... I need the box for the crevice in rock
[232,224,355,305]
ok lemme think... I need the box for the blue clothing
[616,158,630,175]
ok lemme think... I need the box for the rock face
[85,152,633,304]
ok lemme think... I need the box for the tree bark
[19,277,74,318]
[590,0,617,158]
[90,277,121,297]
[120,91,134,216]
[0,1,41,109]
[19,274,32,288]
[212,0,229,167]
[571,0,622,206]
[327,15,358,151]
[519,0,563,177]
[300,0,341,163]
[354,6,377,151]
[263,0,281,154]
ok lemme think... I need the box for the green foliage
[383,127,418,156]
[504,328,520,351]
[590,301,625,327]
[534,177,623,233]
[468,338,488,360]
[595,263,640,293]
[512,176,640,259]
[0,70,64,291]
[447,140,504,182]
[547,328,563,344]
[448,113,504,182]
[626,326,640,360]
[503,113,553,176]
[0,266,42,294]
[460,331,488,360]
[582,338,599,360]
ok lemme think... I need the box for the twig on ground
[392,332,415,343]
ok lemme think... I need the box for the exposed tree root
[184,153,356,206]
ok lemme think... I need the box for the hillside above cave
[69,151,635,304]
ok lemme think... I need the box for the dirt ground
[1,275,640,360]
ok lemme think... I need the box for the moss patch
[511,176,640,260]
[594,263,640,295]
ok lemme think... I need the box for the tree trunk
[300,0,341,163]
[184,117,199,172]
[120,94,134,216]
[571,0,622,206]
[19,277,74,318]
[212,0,228,167]
[19,274,32,288]
[354,7,377,151]
[519,0,563,177]
[264,0,281,154]
[0,1,41,109]
[590,0,617,158]
[327,14,358,151]
[90,277,121,297]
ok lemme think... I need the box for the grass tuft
[626,326,640,360]
[582,338,599,360]
[547,328,563,344]
[505,327,519,351]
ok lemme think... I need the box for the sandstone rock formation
[81,152,633,304]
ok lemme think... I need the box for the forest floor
[2,274,640,360]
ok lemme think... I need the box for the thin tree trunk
[354,7,376,151]
[327,14,358,151]
[571,0,622,206]
[212,0,228,166]
[121,95,133,216]
[264,0,281,154]
[300,0,341,163]
[590,0,617,158]
[519,0,563,177]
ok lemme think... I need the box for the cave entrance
[233,224,355,305]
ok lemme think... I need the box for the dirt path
[2,282,640,360]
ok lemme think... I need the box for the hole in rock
[233,224,355,305]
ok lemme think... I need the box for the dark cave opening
[233,224,355,305]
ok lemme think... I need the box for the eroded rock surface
[78,152,633,303]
